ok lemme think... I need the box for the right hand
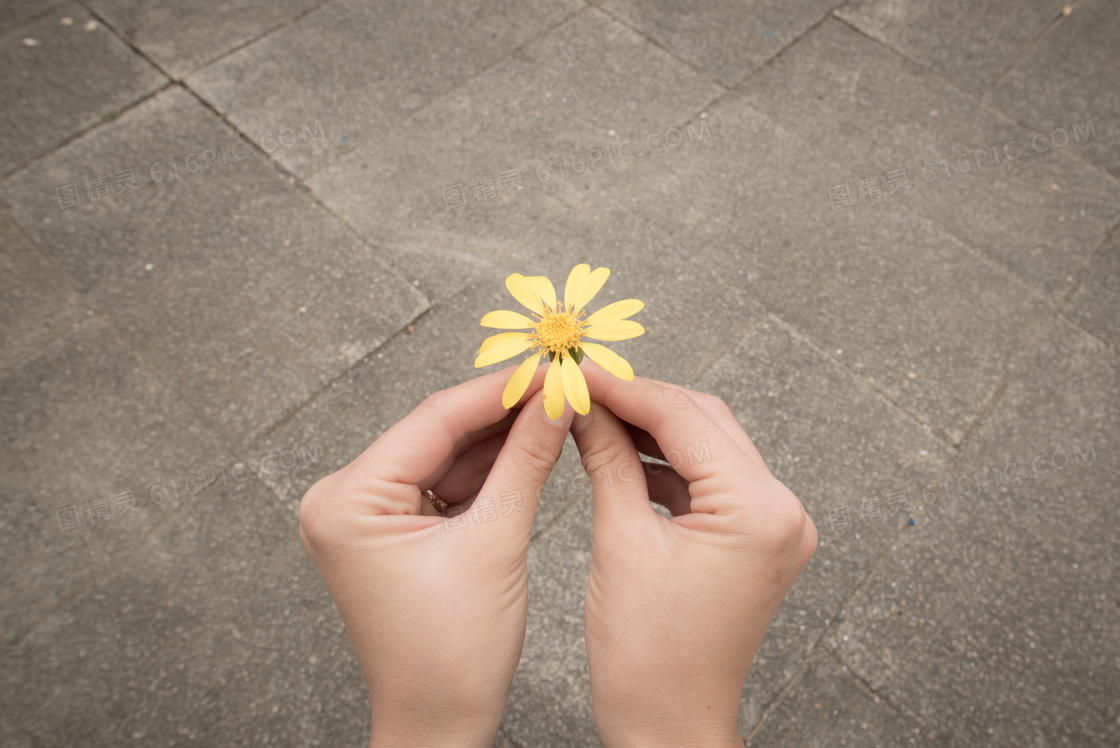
[571,364,818,748]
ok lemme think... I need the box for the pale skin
[298,361,817,747]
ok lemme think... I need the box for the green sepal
[568,346,585,365]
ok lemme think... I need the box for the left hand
[298,366,573,748]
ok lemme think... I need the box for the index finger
[357,364,549,488]
[580,365,772,488]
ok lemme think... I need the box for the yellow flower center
[534,307,585,354]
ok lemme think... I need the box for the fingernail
[542,395,576,430]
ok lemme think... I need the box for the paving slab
[593,0,836,88]
[741,18,1120,298]
[0,0,66,35]
[989,0,1120,179]
[1068,233,1120,349]
[1,474,374,746]
[0,202,82,371]
[0,319,221,643]
[827,321,1120,746]
[305,7,724,246]
[697,317,951,732]
[596,92,1057,445]
[0,87,429,445]
[87,0,329,80]
[746,654,932,747]
[187,0,585,177]
[0,2,166,177]
[834,0,1067,93]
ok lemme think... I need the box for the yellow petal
[543,355,564,420]
[475,332,532,367]
[480,310,535,329]
[584,320,644,341]
[584,299,644,327]
[526,276,557,312]
[563,264,591,311]
[572,267,610,313]
[502,351,543,408]
[506,273,544,315]
[580,342,634,381]
[560,355,590,414]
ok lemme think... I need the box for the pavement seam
[978,0,1084,98]
[757,314,958,452]
[397,4,594,130]
[74,0,338,82]
[582,2,731,89]
[0,80,173,183]
[728,3,850,94]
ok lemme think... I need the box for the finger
[644,379,768,470]
[347,364,549,513]
[469,389,575,544]
[571,401,657,529]
[429,428,509,504]
[580,364,765,489]
[643,462,691,517]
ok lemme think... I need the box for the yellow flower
[475,264,645,419]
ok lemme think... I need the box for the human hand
[571,364,817,748]
[298,367,573,748]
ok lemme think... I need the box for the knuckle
[753,479,808,552]
[701,393,735,422]
[662,387,699,413]
[297,473,343,546]
[577,428,630,476]
[511,434,559,480]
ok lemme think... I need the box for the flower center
[534,309,584,353]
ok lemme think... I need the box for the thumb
[471,388,574,543]
[570,401,655,535]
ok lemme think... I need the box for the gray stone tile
[741,18,1120,297]
[0,2,166,177]
[697,317,951,732]
[595,0,836,87]
[0,0,66,36]
[187,0,585,177]
[989,0,1120,179]
[0,87,428,444]
[0,202,82,371]
[834,0,1067,93]
[1069,234,1120,349]
[306,7,724,243]
[1,476,373,747]
[598,91,1058,445]
[827,322,1120,746]
[746,654,932,747]
[502,494,599,748]
[87,0,329,79]
[0,319,220,642]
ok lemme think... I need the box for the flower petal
[563,264,591,311]
[480,310,535,329]
[543,355,565,420]
[572,267,610,313]
[584,299,644,327]
[584,320,644,341]
[475,332,533,367]
[526,276,557,312]
[560,355,590,414]
[502,351,543,408]
[580,342,634,381]
[506,273,544,315]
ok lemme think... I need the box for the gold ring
[423,488,449,513]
